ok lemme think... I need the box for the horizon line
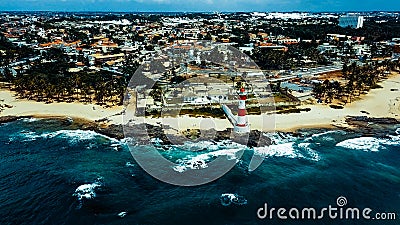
[1,10,400,14]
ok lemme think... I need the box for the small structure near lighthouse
[234,87,250,133]
[221,86,251,133]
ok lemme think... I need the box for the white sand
[0,90,124,124]
[1,72,399,132]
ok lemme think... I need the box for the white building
[317,43,339,54]
[352,44,371,56]
[338,15,364,29]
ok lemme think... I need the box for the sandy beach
[0,88,125,124]
[1,72,399,132]
[274,72,400,131]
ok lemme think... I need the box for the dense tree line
[251,42,327,70]
[0,47,137,106]
[8,65,128,106]
[258,19,400,42]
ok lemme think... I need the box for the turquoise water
[0,118,399,224]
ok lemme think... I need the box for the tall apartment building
[338,15,364,29]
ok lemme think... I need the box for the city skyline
[0,0,400,12]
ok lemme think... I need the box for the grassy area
[273,93,293,102]
[145,107,226,118]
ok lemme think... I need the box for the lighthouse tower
[234,87,250,133]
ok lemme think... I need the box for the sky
[0,0,399,12]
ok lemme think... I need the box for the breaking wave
[20,118,41,123]
[263,132,297,145]
[304,130,347,142]
[73,179,103,201]
[336,136,400,152]
[14,129,120,145]
[172,141,246,172]
[253,142,320,161]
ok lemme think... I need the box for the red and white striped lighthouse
[234,87,250,133]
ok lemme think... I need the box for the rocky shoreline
[0,115,398,147]
[342,116,399,136]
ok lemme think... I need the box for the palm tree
[341,63,348,78]
[326,90,334,103]
[230,75,236,88]
[344,81,355,103]
[312,83,325,99]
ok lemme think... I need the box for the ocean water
[0,118,399,225]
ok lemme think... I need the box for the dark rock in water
[121,123,274,148]
[0,116,31,124]
[346,116,399,124]
[215,129,232,141]
[60,117,74,126]
[81,123,97,131]
[97,124,124,140]
[122,123,174,145]
[247,130,271,147]
[344,116,399,136]
[0,115,270,147]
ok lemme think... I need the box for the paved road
[270,64,343,82]
[295,64,343,77]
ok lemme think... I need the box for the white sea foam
[150,138,163,146]
[377,136,400,146]
[304,130,346,142]
[395,128,400,135]
[172,165,187,173]
[176,140,223,151]
[172,139,321,169]
[125,162,135,167]
[209,148,243,160]
[19,131,41,142]
[174,158,208,172]
[21,118,40,123]
[17,129,120,146]
[263,132,296,145]
[254,143,300,159]
[220,193,247,206]
[254,142,320,161]
[312,130,344,138]
[298,143,321,161]
[119,137,135,147]
[172,143,246,173]
[117,212,127,218]
[45,130,119,143]
[73,181,102,201]
[336,137,399,152]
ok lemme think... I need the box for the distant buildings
[317,43,339,54]
[338,15,364,29]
